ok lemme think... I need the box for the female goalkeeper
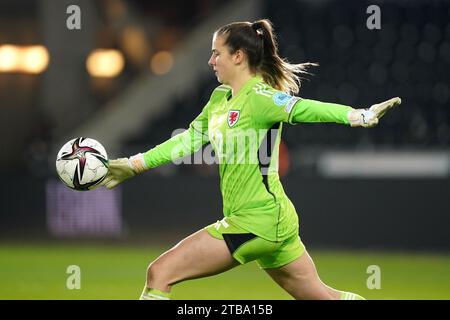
[101,19,400,300]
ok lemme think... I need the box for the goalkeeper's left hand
[100,153,148,189]
[348,97,401,128]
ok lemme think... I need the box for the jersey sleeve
[250,88,302,126]
[289,98,353,125]
[142,101,211,169]
[250,83,354,126]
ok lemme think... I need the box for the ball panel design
[56,137,109,191]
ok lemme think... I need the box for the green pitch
[0,243,449,299]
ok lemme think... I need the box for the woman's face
[208,34,237,84]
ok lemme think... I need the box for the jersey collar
[228,75,263,103]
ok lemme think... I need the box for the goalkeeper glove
[348,97,401,128]
[101,153,148,189]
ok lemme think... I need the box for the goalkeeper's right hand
[101,153,148,189]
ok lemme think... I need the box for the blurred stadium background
[1,0,449,299]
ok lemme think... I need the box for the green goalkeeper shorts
[205,218,305,269]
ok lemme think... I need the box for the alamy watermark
[66,5,81,30]
[66,265,81,290]
[168,125,279,171]
[366,5,381,30]
[366,265,381,289]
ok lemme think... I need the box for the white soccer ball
[55,137,109,191]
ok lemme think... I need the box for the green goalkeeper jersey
[143,75,353,241]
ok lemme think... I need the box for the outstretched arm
[290,97,401,127]
[100,102,210,191]
[101,126,208,189]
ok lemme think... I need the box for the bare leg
[146,229,240,292]
[265,250,341,300]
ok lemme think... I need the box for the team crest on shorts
[228,110,240,127]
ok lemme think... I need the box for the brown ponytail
[215,19,317,94]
